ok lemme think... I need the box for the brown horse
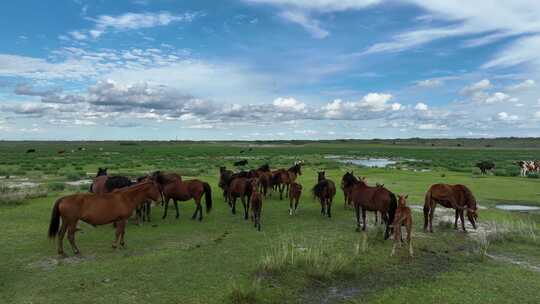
[341,172,381,224]
[48,179,164,256]
[288,182,302,216]
[249,178,263,231]
[312,171,336,218]
[424,183,478,233]
[248,164,271,197]
[391,195,413,257]
[228,176,253,220]
[89,167,108,194]
[273,162,303,200]
[349,177,397,239]
[218,166,234,201]
[160,174,212,221]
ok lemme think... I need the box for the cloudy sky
[1,0,540,140]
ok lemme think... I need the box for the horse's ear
[404,194,408,199]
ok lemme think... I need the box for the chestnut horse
[48,179,164,256]
[391,195,413,257]
[288,182,302,216]
[249,178,263,231]
[228,176,253,220]
[349,177,397,239]
[160,174,212,221]
[424,183,478,233]
[273,162,303,200]
[312,171,336,218]
[341,172,381,224]
[248,164,271,197]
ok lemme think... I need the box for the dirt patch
[27,254,96,271]
[485,253,540,273]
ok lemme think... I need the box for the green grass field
[1,140,539,303]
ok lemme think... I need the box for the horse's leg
[459,210,467,232]
[174,200,180,219]
[242,196,248,220]
[344,192,348,209]
[355,205,361,232]
[423,203,430,232]
[112,220,124,249]
[454,209,459,229]
[320,198,325,215]
[294,197,299,215]
[57,221,67,256]
[67,221,80,255]
[285,183,289,198]
[361,208,367,231]
[407,219,413,257]
[327,198,332,218]
[119,220,127,248]
[279,184,284,200]
[162,198,170,219]
[428,204,436,233]
[146,202,151,222]
[231,196,237,215]
[191,199,199,220]
[289,196,293,216]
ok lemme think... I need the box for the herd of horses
[48,161,479,258]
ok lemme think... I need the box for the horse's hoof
[58,252,67,258]
[112,244,117,249]
[198,218,202,222]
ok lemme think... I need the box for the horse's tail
[48,198,62,239]
[388,192,397,225]
[89,182,94,193]
[424,189,431,230]
[203,182,212,213]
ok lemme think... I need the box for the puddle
[329,157,397,168]
[65,180,92,186]
[495,205,540,212]
[3,181,41,189]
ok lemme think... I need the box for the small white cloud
[69,31,88,40]
[461,79,492,95]
[416,79,442,88]
[273,97,306,112]
[279,10,329,38]
[496,112,519,121]
[485,92,511,104]
[414,102,428,111]
[534,111,540,119]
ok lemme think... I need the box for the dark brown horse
[312,171,336,218]
[160,174,212,221]
[228,176,253,220]
[249,178,263,231]
[391,194,413,257]
[48,178,164,256]
[349,177,397,239]
[248,164,271,197]
[424,183,478,233]
[288,182,302,216]
[218,166,234,201]
[89,167,108,193]
[273,162,303,200]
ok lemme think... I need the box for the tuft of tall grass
[227,279,260,304]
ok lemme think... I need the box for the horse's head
[464,187,478,229]
[341,171,357,188]
[249,178,259,192]
[147,172,167,204]
[260,164,270,172]
[96,167,107,177]
[219,166,226,173]
[317,171,325,182]
[398,194,408,207]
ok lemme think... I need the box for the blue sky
[1,0,540,140]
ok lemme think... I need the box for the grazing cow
[475,161,495,175]
[288,182,302,216]
[249,178,263,231]
[26,149,36,153]
[57,150,65,155]
[391,194,413,257]
[517,161,538,177]
[234,159,248,167]
[312,171,336,218]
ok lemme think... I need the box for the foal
[391,195,413,257]
[288,182,302,216]
[249,178,263,231]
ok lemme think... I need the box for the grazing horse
[312,171,336,218]
[234,159,248,167]
[288,182,302,216]
[475,161,495,175]
[391,195,413,257]
[159,173,212,221]
[48,179,164,256]
[341,172,381,224]
[228,176,253,220]
[249,178,263,231]
[423,183,478,233]
[218,166,234,201]
[273,163,303,200]
[349,177,397,239]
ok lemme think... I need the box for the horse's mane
[288,164,300,173]
[341,172,358,188]
[258,164,270,172]
[457,184,477,209]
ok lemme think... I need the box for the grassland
[0,139,539,303]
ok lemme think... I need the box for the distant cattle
[475,161,495,175]
[57,150,65,155]
[234,159,248,166]
[26,149,36,153]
